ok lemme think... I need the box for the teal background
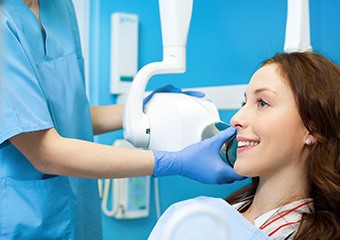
[88,1,340,239]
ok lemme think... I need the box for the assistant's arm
[90,104,124,135]
[10,126,244,183]
[9,128,154,178]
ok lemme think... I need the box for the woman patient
[148,52,340,240]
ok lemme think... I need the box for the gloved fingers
[188,164,245,184]
[208,160,245,184]
[182,90,205,98]
[144,85,204,107]
[222,167,246,183]
[158,85,205,98]
[143,94,153,107]
[155,84,182,93]
[143,84,182,108]
[208,127,236,149]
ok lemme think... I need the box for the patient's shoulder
[180,196,226,207]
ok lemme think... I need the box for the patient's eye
[256,98,269,108]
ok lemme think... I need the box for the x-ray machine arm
[123,0,193,148]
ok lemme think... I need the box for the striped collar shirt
[233,198,314,239]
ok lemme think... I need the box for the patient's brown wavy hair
[226,52,340,240]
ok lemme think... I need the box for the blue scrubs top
[0,0,102,239]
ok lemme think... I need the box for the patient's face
[230,64,308,178]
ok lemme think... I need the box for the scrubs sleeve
[0,20,54,144]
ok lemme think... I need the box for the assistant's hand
[153,127,245,184]
[143,84,205,108]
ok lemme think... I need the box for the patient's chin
[233,161,252,178]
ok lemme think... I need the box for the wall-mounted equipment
[110,12,139,94]
[101,140,150,219]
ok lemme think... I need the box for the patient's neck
[242,169,308,224]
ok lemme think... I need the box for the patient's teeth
[237,141,259,147]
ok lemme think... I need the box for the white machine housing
[144,93,220,151]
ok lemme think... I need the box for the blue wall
[88,1,340,239]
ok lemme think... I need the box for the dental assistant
[0,0,243,239]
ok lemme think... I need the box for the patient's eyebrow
[244,88,278,98]
[254,88,278,95]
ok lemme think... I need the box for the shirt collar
[253,198,314,228]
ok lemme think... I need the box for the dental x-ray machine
[101,0,234,220]
[101,0,219,220]
[123,0,229,152]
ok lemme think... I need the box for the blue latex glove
[153,127,245,184]
[143,84,205,108]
